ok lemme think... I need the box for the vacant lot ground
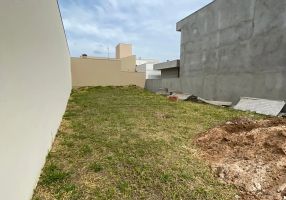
[33,86,260,200]
[197,118,286,200]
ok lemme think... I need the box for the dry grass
[32,86,260,200]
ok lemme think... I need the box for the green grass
[33,86,260,200]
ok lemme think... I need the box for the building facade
[146,0,286,103]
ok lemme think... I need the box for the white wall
[136,64,161,79]
[0,1,71,200]
[136,59,160,65]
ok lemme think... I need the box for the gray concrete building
[145,60,181,93]
[145,0,286,103]
[154,60,180,79]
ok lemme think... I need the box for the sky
[58,0,213,61]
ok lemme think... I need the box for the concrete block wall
[161,68,180,79]
[145,78,182,93]
[176,0,286,103]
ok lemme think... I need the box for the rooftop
[153,60,180,70]
[176,0,215,31]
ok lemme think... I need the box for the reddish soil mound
[197,118,286,200]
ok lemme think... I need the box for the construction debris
[234,97,286,116]
[197,97,232,107]
[184,95,232,107]
[163,91,232,106]
[167,95,178,102]
[155,88,169,96]
[168,93,195,101]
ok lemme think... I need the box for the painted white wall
[0,0,71,200]
[136,64,161,79]
[136,59,160,65]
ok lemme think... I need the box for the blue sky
[58,0,213,61]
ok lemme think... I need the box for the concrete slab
[234,97,286,116]
[154,60,180,70]
[198,97,232,107]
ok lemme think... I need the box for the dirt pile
[197,118,286,200]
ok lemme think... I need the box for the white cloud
[59,0,213,60]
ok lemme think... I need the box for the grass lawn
[33,86,259,200]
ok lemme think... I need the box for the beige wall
[119,71,147,86]
[0,1,71,200]
[71,57,145,87]
[120,55,136,72]
[116,43,132,59]
[72,57,121,86]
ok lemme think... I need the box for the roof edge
[154,60,180,70]
[176,0,216,31]
[56,0,70,55]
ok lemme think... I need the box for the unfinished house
[154,60,180,79]
[146,0,286,103]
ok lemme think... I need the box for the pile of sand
[197,118,286,200]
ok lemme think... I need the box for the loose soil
[197,118,286,200]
